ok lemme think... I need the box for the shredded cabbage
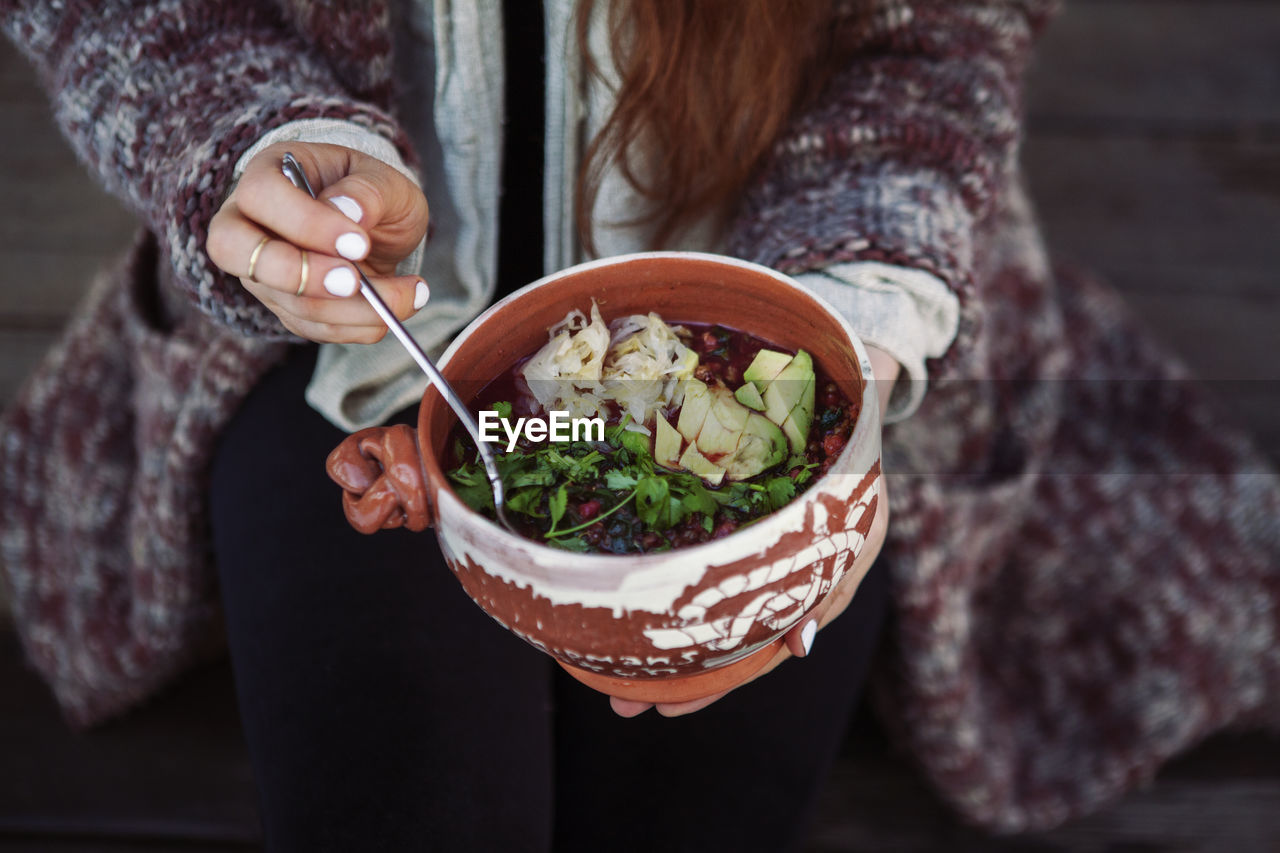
[521,302,698,433]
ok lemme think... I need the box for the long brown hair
[575,0,861,252]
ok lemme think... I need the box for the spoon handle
[280,153,513,532]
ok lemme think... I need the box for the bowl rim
[425,250,880,572]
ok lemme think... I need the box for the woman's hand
[207,142,430,343]
[610,345,900,717]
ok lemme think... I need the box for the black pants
[209,345,889,852]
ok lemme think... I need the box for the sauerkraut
[521,302,699,434]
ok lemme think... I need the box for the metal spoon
[280,152,515,534]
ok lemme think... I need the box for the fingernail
[413,280,430,310]
[329,195,363,223]
[324,267,357,297]
[801,620,817,656]
[335,232,368,260]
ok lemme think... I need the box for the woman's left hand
[609,345,900,717]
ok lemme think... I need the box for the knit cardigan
[3,0,1278,834]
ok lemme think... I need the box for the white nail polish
[413,280,430,310]
[324,267,357,297]
[801,620,817,656]
[329,195,363,223]
[335,232,368,260]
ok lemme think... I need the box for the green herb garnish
[447,401,818,553]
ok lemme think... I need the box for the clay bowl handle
[326,425,434,533]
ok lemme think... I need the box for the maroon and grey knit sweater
[3,0,1278,833]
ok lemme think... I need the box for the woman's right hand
[207,141,430,343]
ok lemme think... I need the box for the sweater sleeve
[727,0,1058,373]
[1,0,413,338]
[794,262,959,422]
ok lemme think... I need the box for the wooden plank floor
[2,1,1279,850]
[0,634,258,852]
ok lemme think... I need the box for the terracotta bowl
[326,252,882,703]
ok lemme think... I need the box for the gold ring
[246,236,270,282]
[296,249,309,296]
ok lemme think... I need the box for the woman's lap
[210,345,888,852]
[210,346,555,850]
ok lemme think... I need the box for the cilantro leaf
[671,473,719,520]
[605,469,639,490]
[506,484,542,512]
[786,455,818,486]
[547,535,592,552]
[548,484,569,531]
[635,477,685,530]
[619,430,651,458]
[765,475,796,511]
[712,481,757,513]
[605,420,652,458]
[543,447,602,482]
[448,461,485,487]
[505,461,555,490]
[447,461,495,511]
[452,479,496,512]
[507,488,546,516]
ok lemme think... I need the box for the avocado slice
[670,379,791,484]
[759,351,816,455]
[676,379,712,440]
[762,351,813,423]
[711,387,750,432]
[676,347,700,378]
[734,381,766,411]
[743,349,793,391]
[654,414,684,468]
[724,412,788,481]
[776,375,815,455]
[697,388,748,458]
[679,443,725,486]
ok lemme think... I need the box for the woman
[3,0,1277,849]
